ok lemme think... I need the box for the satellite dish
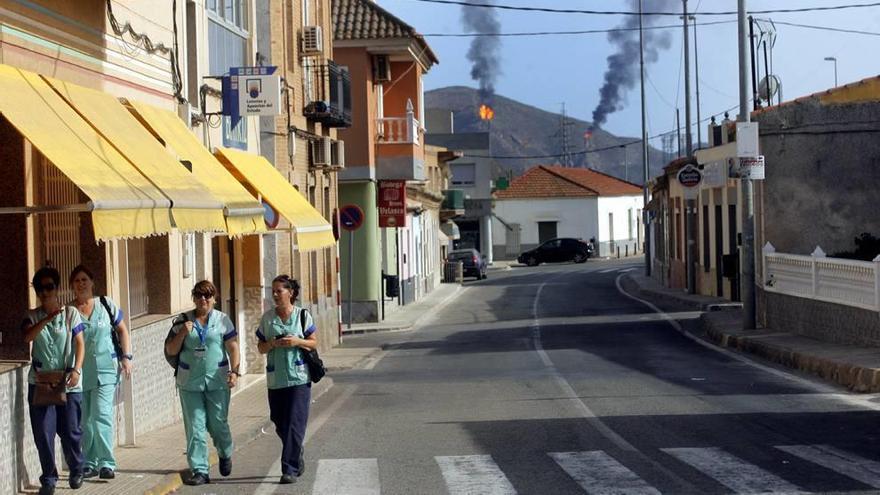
[758,74,781,100]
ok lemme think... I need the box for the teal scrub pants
[179,388,234,474]
[82,383,117,470]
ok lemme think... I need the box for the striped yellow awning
[0,64,171,240]
[125,101,266,236]
[44,77,227,234]
[214,147,336,251]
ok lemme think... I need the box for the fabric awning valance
[44,76,227,234]
[125,101,266,236]
[214,147,336,251]
[0,64,172,240]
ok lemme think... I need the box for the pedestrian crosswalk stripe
[312,458,380,495]
[436,455,517,495]
[777,444,880,488]
[549,451,661,495]
[662,447,805,494]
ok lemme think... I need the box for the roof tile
[496,165,642,199]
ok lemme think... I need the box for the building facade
[492,166,644,260]
[332,0,439,322]
[0,1,339,490]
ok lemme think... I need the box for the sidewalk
[622,272,880,393]
[43,286,467,494]
[55,341,386,495]
[342,282,464,335]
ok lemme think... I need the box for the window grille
[37,156,80,304]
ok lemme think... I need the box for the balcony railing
[377,99,421,145]
[303,60,352,128]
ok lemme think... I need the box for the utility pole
[639,0,651,277]
[683,0,696,295]
[738,0,757,329]
[676,109,682,157]
[692,15,702,148]
[623,144,628,182]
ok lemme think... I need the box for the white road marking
[549,451,661,494]
[618,268,637,273]
[614,274,880,413]
[252,385,356,495]
[531,274,694,490]
[436,455,517,495]
[777,444,880,488]
[599,268,620,273]
[663,447,806,494]
[313,458,381,495]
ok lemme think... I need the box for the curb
[341,285,465,336]
[701,313,880,393]
[621,273,880,394]
[146,376,336,495]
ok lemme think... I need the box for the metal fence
[763,243,880,312]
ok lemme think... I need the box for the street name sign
[738,155,765,180]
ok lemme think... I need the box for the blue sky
[380,0,880,148]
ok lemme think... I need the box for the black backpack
[298,309,325,383]
[164,312,190,373]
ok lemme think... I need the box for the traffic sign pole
[348,230,354,330]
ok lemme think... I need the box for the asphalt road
[178,258,880,494]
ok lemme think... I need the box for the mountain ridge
[425,86,667,183]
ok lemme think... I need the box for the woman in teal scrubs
[165,280,240,486]
[69,265,133,480]
[256,275,318,484]
[23,265,86,495]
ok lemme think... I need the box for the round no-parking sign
[339,204,364,232]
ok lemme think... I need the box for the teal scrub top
[78,296,123,391]
[255,307,316,389]
[23,306,84,393]
[174,309,237,392]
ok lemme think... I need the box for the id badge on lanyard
[194,322,208,359]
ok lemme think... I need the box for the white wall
[493,197,600,247]
[598,195,645,243]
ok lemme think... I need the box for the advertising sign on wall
[379,180,407,228]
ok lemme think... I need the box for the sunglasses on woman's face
[192,292,214,300]
[36,283,57,294]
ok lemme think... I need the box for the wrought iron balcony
[303,60,352,128]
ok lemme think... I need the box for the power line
[774,20,880,37]
[408,0,880,17]
[464,104,742,160]
[423,20,735,37]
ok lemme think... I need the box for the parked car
[518,238,593,266]
[448,249,488,280]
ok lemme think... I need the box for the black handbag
[299,309,326,383]
[98,296,123,359]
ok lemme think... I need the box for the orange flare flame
[479,104,495,121]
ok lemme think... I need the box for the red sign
[378,180,407,228]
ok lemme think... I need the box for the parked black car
[448,248,488,280]
[518,238,593,266]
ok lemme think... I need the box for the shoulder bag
[32,307,72,407]
[99,296,124,359]
[298,309,326,383]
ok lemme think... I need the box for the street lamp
[824,56,838,87]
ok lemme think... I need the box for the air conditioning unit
[331,140,345,169]
[311,137,332,167]
[373,55,391,82]
[302,26,323,55]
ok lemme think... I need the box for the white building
[492,166,645,259]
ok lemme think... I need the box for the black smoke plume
[461,0,501,102]
[592,0,676,128]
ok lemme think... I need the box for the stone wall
[0,364,42,492]
[763,291,880,346]
[129,316,183,436]
[756,100,880,255]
